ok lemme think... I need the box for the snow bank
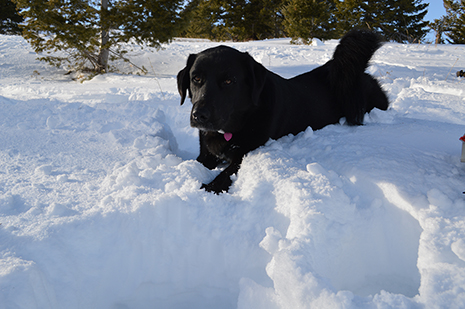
[1,35,465,308]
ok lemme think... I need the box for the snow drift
[1,35,465,308]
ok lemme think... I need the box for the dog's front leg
[197,152,222,170]
[201,160,241,194]
[196,131,223,169]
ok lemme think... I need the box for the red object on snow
[460,135,465,142]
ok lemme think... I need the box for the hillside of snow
[1,34,465,308]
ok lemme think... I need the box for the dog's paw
[201,174,232,194]
[201,183,225,194]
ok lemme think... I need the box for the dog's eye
[223,79,233,85]
[192,76,202,84]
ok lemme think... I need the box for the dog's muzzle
[191,104,213,129]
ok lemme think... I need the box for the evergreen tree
[336,0,429,42]
[334,0,364,37]
[335,0,393,36]
[282,0,337,43]
[1,0,23,35]
[226,0,284,40]
[381,0,429,43]
[182,0,228,40]
[219,0,251,41]
[12,0,184,74]
[443,0,465,44]
[360,0,386,31]
[112,0,184,45]
[182,0,223,39]
[262,0,286,38]
[184,0,284,41]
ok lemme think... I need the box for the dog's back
[264,30,388,136]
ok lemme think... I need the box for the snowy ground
[1,34,465,308]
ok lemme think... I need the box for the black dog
[177,30,389,194]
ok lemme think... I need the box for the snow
[1,34,465,308]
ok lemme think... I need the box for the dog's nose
[192,107,210,124]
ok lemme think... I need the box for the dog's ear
[177,54,197,105]
[246,53,267,106]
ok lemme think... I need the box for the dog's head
[177,46,267,134]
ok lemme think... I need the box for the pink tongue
[224,132,233,141]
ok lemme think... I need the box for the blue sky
[425,0,446,21]
[423,1,446,41]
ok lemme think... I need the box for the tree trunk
[98,0,109,73]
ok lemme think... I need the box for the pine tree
[335,0,429,42]
[112,0,184,46]
[381,0,429,43]
[335,0,390,36]
[282,0,337,43]
[262,0,286,38]
[334,0,364,37]
[221,0,251,41]
[182,0,232,40]
[182,0,224,39]
[227,0,284,40]
[183,0,284,41]
[0,0,23,35]
[12,0,184,74]
[443,0,465,44]
[360,0,385,31]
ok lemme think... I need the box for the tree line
[0,0,463,75]
[181,0,429,44]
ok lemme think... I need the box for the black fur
[177,29,389,194]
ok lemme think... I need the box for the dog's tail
[329,29,385,125]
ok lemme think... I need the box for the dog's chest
[203,132,238,161]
